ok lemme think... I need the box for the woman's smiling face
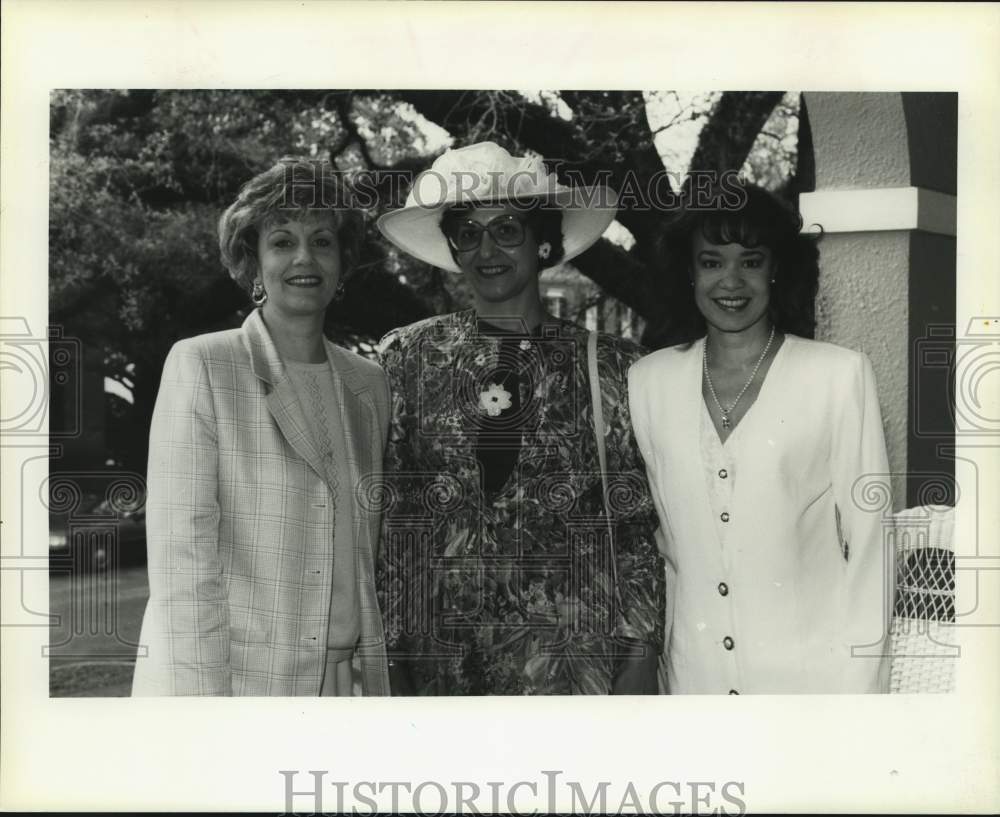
[256,211,342,320]
[450,204,541,312]
[691,230,774,335]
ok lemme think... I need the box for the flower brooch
[479,382,512,417]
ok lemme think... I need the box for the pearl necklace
[703,326,776,430]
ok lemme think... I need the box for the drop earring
[537,242,552,261]
[251,280,267,306]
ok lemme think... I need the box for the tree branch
[688,91,785,174]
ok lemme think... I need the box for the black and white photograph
[43,87,955,699]
[2,2,998,813]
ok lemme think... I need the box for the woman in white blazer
[629,181,892,694]
[132,159,391,696]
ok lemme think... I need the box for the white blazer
[628,335,892,694]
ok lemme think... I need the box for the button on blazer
[629,335,893,694]
[132,309,391,696]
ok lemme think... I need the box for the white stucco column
[800,92,957,510]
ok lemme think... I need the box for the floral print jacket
[375,309,664,695]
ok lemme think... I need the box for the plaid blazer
[132,309,391,696]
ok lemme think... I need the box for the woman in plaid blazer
[132,160,391,696]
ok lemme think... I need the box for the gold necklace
[703,326,776,430]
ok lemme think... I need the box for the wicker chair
[889,505,957,693]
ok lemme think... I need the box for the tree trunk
[688,91,785,175]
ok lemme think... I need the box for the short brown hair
[218,158,364,293]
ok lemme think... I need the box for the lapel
[673,338,722,538]
[418,309,489,501]
[325,340,373,547]
[676,338,706,459]
[243,309,371,502]
[718,335,791,536]
[520,319,586,484]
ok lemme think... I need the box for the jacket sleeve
[604,341,666,654]
[830,352,893,693]
[135,341,231,696]
[362,361,393,554]
[373,330,420,657]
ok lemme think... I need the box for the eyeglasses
[447,215,527,252]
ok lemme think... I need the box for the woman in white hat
[374,142,665,695]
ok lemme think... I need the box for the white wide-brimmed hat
[376,141,618,273]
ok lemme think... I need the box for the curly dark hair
[218,157,365,295]
[656,180,821,346]
[439,200,565,270]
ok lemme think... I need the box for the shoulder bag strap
[588,330,621,621]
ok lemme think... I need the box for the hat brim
[377,187,619,273]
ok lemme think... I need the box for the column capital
[800,186,956,237]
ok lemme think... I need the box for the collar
[241,308,369,397]
[476,314,563,338]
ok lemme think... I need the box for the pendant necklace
[703,325,776,430]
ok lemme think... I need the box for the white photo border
[2,1,998,812]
